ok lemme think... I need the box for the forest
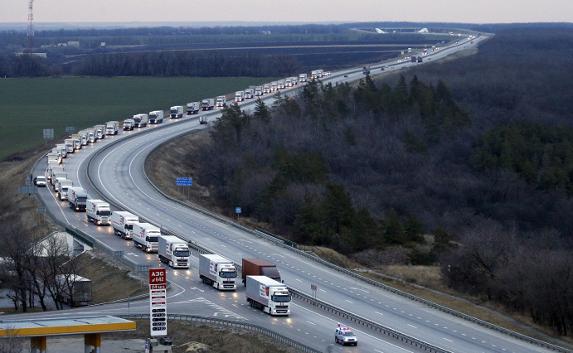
[192,26,573,335]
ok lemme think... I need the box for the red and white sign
[149,268,166,286]
[148,268,167,337]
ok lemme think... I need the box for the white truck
[123,118,135,130]
[186,102,200,115]
[64,139,75,154]
[110,211,139,239]
[199,254,237,291]
[246,276,291,316]
[105,121,119,135]
[234,91,244,103]
[56,179,73,200]
[132,114,149,128]
[263,84,271,94]
[86,129,96,143]
[298,73,308,83]
[68,187,88,212]
[271,82,278,92]
[95,125,107,139]
[78,131,88,146]
[215,96,227,108]
[201,99,215,111]
[70,134,81,151]
[170,106,184,119]
[158,235,190,269]
[55,144,68,158]
[86,199,111,226]
[254,86,263,97]
[244,89,254,99]
[149,110,164,124]
[278,80,285,89]
[52,175,67,191]
[132,222,160,253]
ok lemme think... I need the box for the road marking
[306,321,316,326]
[442,338,453,343]
[407,324,417,329]
[345,300,353,304]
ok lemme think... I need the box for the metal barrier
[120,313,323,353]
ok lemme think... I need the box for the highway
[24,32,561,353]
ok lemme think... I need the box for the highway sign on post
[235,206,241,220]
[311,283,318,299]
[65,126,76,134]
[148,268,167,337]
[42,128,54,140]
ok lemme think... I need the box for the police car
[335,323,358,346]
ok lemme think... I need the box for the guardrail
[120,313,322,353]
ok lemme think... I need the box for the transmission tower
[27,0,34,51]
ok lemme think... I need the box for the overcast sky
[1,0,572,24]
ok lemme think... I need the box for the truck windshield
[271,294,291,303]
[174,249,190,257]
[97,210,111,216]
[77,197,87,203]
[125,224,133,230]
[219,271,237,278]
[147,236,158,242]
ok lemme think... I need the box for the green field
[0,76,272,160]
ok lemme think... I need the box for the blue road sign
[235,207,242,215]
[176,177,193,186]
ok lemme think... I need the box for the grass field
[0,76,272,160]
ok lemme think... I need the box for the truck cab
[234,91,244,103]
[335,324,358,346]
[170,106,184,119]
[215,96,227,108]
[68,187,88,212]
[186,102,200,115]
[123,118,135,131]
[159,235,190,269]
[199,254,237,290]
[111,211,139,239]
[149,110,164,124]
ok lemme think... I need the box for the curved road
[27,33,556,353]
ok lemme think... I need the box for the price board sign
[148,268,167,337]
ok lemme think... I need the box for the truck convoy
[170,106,184,119]
[186,102,200,115]
[68,187,88,212]
[149,110,164,124]
[246,276,291,316]
[132,222,160,253]
[86,199,111,225]
[199,254,237,290]
[158,235,190,269]
[105,121,119,135]
[110,211,139,239]
[201,99,215,111]
[241,258,282,284]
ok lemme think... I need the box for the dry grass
[75,252,146,304]
[107,320,299,353]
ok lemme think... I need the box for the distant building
[67,41,80,48]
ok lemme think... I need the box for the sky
[1,0,572,24]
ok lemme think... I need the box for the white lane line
[442,337,453,343]
[306,321,316,326]
[345,300,353,304]
[407,324,417,329]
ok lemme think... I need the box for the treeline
[0,54,51,77]
[198,77,470,256]
[73,51,301,77]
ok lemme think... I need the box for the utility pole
[27,0,34,52]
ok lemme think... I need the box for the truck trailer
[56,274,92,307]
[158,235,190,269]
[132,222,160,253]
[110,211,139,239]
[246,276,291,316]
[132,114,149,128]
[199,254,237,290]
[241,258,282,284]
[201,99,215,111]
[86,199,111,225]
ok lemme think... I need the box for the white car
[34,176,47,187]
[335,324,357,346]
